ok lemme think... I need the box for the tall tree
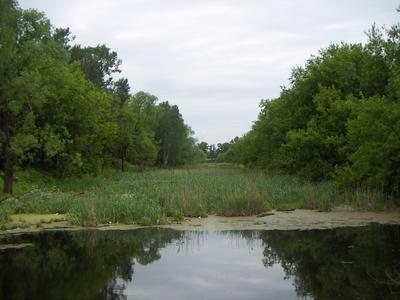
[70,44,121,90]
[129,92,159,169]
[155,102,190,167]
[198,142,209,155]
[0,0,18,193]
[233,21,400,195]
[0,4,117,192]
[0,6,65,193]
[113,78,130,108]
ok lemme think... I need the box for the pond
[0,224,399,300]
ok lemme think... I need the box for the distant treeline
[0,0,204,193]
[198,138,238,162]
[223,20,400,195]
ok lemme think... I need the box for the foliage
[0,1,201,193]
[0,165,393,227]
[69,44,121,90]
[198,137,238,162]
[233,21,400,199]
[337,97,400,193]
[155,102,200,166]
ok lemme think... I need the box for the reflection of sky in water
[2,226,398,299]
[119,231,302,300]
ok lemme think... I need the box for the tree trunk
[162,152,169,168]
[0,111,13,194]
[120,146,126,172]
[3,142,13,194]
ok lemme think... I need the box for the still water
[0,225,399,300]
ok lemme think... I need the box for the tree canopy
[0,1,203,193]
[232,21,400,195]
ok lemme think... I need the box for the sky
[19,0,399,144]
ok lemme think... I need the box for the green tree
[129,92,160,169]
[113,78,130,108]
[0,0,208,193]
[114,105,137,172]
[0,0,18,193]
[198,141,209,155]
[0,4,118,192]
[155,102,192,167]
[337,97,400,193]
[233,20,400,196]
[70,44,121,90]
[215,137,238,163]
[32,62,116,177]
[0,6,72,192]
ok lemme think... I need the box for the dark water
[0,225,399,300]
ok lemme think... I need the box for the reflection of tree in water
[0,228,184,300]
[2,226,399,299]
[215,231,263,251]
[259,225,400,300]
[96,278,127,300]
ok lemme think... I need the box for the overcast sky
[19,0,399,144]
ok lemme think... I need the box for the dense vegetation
[0,0,204,195]
[231,22,400,197]
[1,1,399,228]
[198,138,238,162]
[0,164,393,228]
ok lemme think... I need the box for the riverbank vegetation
[1,1,400,229]
[226,23,400,198]
[0,0,205,195]
[0,164,395,228]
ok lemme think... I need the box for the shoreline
[1,209,400,235]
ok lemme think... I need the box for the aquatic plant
[0,164,393,226]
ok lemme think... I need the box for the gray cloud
[19,0,399,143]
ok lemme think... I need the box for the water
[0,224,399,300]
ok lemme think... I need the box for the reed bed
[0,164,392,226]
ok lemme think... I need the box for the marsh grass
[217,183,266,216]
[0,206,11,226]
[0,164,395,227]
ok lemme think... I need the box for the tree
[214,137,238,163]
[155,102,193,167]
[0,0,18,193]
[70,44,121,90]
[0,4,118,192]
[0,0,205,193]
[233,21,399,194]
[114,105,137,172]
[337,97,400,193]
[207,144,217,160]
[198,142,209,155]
[113,78,130,108]
[0,6,67,192]
[129,92,160,169]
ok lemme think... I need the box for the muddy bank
[160,210,400,231]
[1,209,399,235]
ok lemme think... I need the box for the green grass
[10,213,67,224]
[0,164,395,227]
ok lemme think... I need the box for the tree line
[230,20,400,195]
[198,138,238,162]
[0,0,204,193]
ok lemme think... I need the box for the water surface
[0,224,399,299]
